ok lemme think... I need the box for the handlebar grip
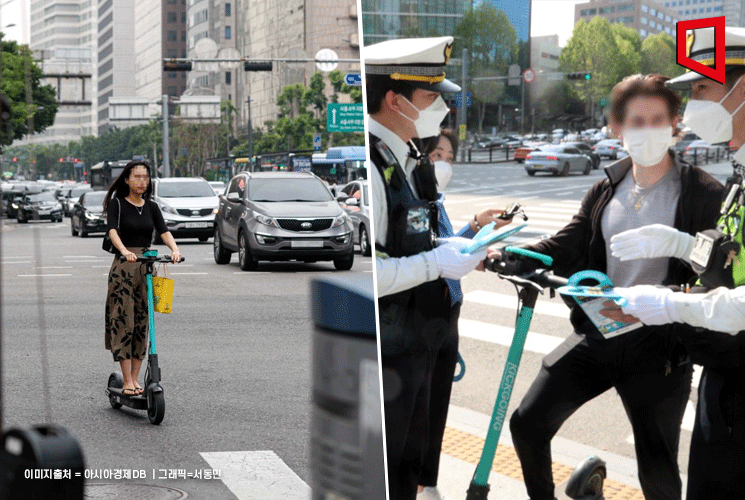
[503,246,553,267]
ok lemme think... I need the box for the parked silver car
[337,180,371,256]
[524,145,592,176]
[151,177,219,242]
[213,171,354,270]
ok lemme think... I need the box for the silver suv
[213,171,354,271]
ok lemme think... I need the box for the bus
[311,146,367,185]
[90,160,129,190]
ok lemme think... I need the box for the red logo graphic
[677,16,726,84]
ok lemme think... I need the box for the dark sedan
[524,145,592,176]
[16,192,63,223]
[563,141,601,169]
[71,190,108,237]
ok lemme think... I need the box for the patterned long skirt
[105,247,150,361]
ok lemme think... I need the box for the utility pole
[162,95,170,178]
[246,96,253,161]
[458,49,468,163]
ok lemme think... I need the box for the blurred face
[620,95,677,132]
[429,135,454,164]
[125,165,149,196]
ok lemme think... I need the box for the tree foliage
[641,32,684,78]
[1,34,58,147]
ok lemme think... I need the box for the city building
[26,0,98,145]
[530,34,561,106]
[574,0,680,39]
[661,0,730,23]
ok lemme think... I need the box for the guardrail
[680,147,732,166]
[465,145,518,163]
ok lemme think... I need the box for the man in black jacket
[498,75,724,500]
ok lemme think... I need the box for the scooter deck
[106,387,148,410]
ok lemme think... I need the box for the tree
[559,17,642,108]
[535,81,586,129]
[1,34,58,147]
[641,32,685,78]
[454,3,518,133]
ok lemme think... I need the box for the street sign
[523,68,535,83]
[508,64,521,77]
[344,73,362,86]
[507,77,521,86]
[459,124,467,142]
[598,97,609,107]
[327,103,364,132]
[313,133,322,151]
[454,92,472,108]
[315,48,339,72]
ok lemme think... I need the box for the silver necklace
[128,197,144,215]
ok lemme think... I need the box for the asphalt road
[0,218,373,499]
[443,158,733,480]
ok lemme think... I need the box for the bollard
[310,276,383,500]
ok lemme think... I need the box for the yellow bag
[152,264,174,314]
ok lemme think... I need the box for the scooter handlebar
[484,250,566,290]
[118,255,185,263]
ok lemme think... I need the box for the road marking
[459,318,564,355]
[199,450,310,500]
[0,261,32,265]
[37,266,73,269]
[169,272,208,275]
[535,202,582,210]
[63,255,99,258]
[464,291,570,319]
[64,259,105,263]
[18,273,73,277]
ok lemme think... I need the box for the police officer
[607,27,745,500]
[364,37,487,500]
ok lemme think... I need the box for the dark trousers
[510,329,692,500]
[687,368,745,499]
[419,302,461,486]
[382,310,452,500]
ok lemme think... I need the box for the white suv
[151,177,219,242]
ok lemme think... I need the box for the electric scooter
[105,250,184,425]
[464,246,606,500]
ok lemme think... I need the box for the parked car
[16,191,63,223]
[563,141,601,169]
[337,180,371,256]
[63,186,92,217]
[208,181,226,196]
[213,171,355,270]
[524,145,593,176]
[592,139,625,160]
[672,132,700,155]
[151,177,219,242]
[71,190,107,237]
[684,139,728,160]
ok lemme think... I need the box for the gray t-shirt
[601,165,681,287]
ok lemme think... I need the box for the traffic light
[163,60,193,71]
[244,61,273,72]
[567,72,592,80]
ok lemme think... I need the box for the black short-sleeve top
[107,197,168,249]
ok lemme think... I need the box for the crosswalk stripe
[538,202,582,210]
[200,450,310,500]
[459,318,564,355]
[464,291,570,318]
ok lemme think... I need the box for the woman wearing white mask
[494,74,724,500]
[415,129,509,500]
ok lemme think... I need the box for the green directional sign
[327,103,364,132]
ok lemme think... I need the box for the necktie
[437,197,463,306]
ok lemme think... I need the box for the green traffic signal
[584,73,591,80]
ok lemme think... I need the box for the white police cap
[667,26,745,89]
[363,36,461,93]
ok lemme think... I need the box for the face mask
[622,126,674,167]
[398,95,449,138]
[433,160,453,190]
[683,76,745,145]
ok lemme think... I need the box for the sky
[0,0,25,44]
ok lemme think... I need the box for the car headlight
[331,213,350,228]
[213,207,219,214]
[85,212,99,220]
[160,204,178,215]
[255,214,278,227]
[55,203,62,210]
[11,203,17,209]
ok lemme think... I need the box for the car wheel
[17,213,26,224]
[593,157,600,169]
[359,225,371,257]
[612,153,617,160]
[527,170,536,177]
[79,222,88,237]
[213,228,231,264]
[583,160,591,175]
[71,220,78,236]
[198,236,208,242]
[238,230,258,271]
[334,252,354,271]
[562,162,570,176]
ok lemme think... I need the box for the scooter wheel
[147,389,165,425]
[565,456,606,500]
[108,372,123,409]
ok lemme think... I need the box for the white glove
[615,286,675,326]
[610,224,695,263]
[431,237,488,280]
